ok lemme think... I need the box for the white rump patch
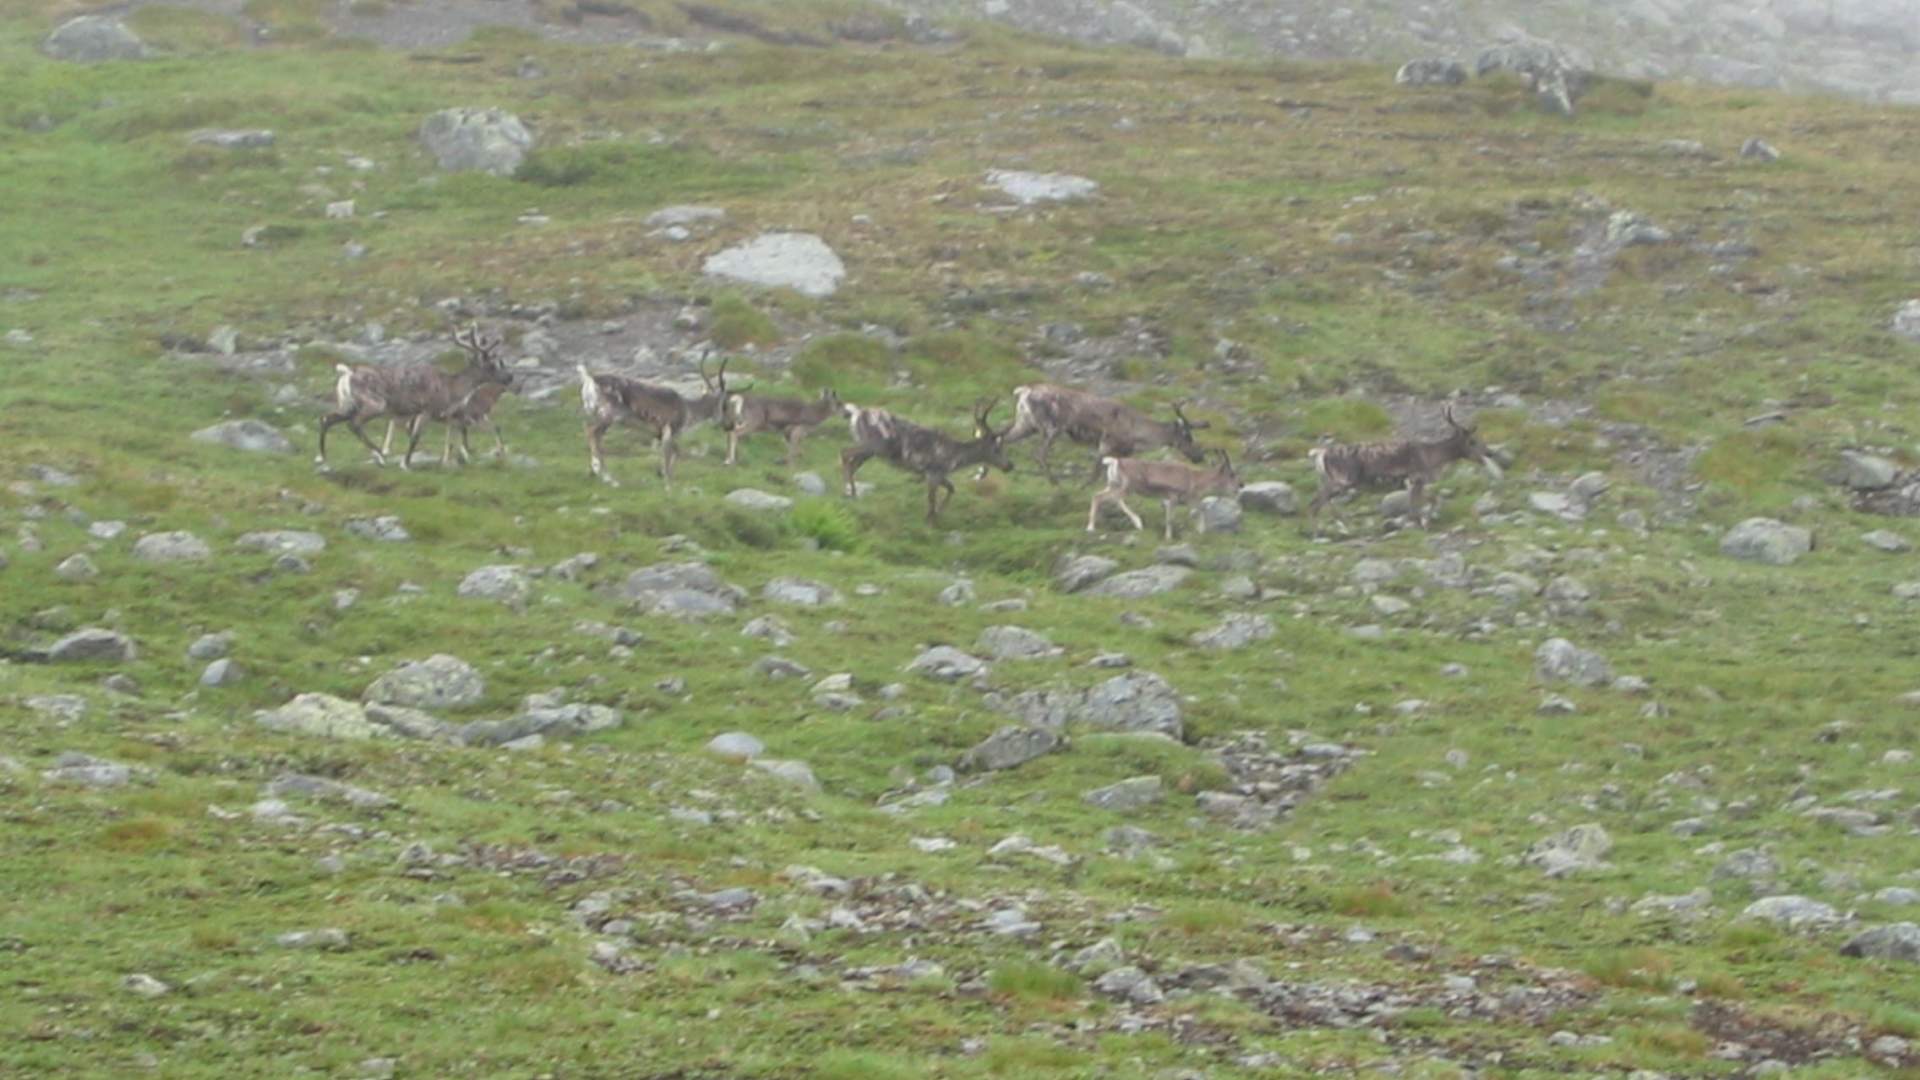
[333,365,356,410]
[578,366,601,414]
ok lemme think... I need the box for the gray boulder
[458,565,531,607]
[1238,482,1298,515]
[748,758,820,791]
[1863,530,1912,553]
[906,646,987,682]
[42,752,136,788]
[236,531,326,556]
[188,632,233,661]
[623,561,743,619]
[986,169,1098,204]
[199,659,243,688]
[1893,299,1920,344]
[1841,923,1920,964]
[1842,451,1899,490]
[418,108,533,176]
[134,531,211,563]
[703,232,845,298]
[1054,554,1120,593]
[42,16,146,63]
[265,772,394,809]
[365,654,485,710]
[1740,137,1781,162]
[1196,496,1242,534]
[1191,613,1274,651]
[1396,58,1467,85]
[1524,823,1612,877]
[1078,671,1183,738]
[975,625,1059,660]
[192,419,294,453]
[763,577,839,607]
[345,516,410,542]
[960,726,1064,771]
[256,694,380,740]
[365,703,456,741]
[706,732,765,760]
[47,628,137,663]
[1742,895,1841,928]
[459,703,622,747]
[725,488,793,512]
[1534,638,1613,687]
[1083,776,1164,812]
[1720,517,1813,565]
[55,554,98,581]
[1083,565,1191,599]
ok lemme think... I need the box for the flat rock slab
[645,205,726,228]
[960,725,1064,771]
[236,531,326,556]
[1083,565,1191,598]
[189,130,276,150]
[703,232,845,297]
[987,169,1098,204]
[192,419,294,453]
[366,654,485,710]
[134,531,211,563]
[257,694,380,740]
[42,16,145,62]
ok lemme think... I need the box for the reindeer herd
[315,326,1506,537]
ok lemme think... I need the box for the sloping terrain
[4,2,1920,1077]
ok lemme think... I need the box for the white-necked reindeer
[1305,403,1502,533]
[993,383,1210,484]
[1087,449,1241,541]
[724,386,842,467]
[577,357,732,488]
[841,398,1015,523]
[318,325,509,470]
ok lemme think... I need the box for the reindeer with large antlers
[318,325,510,470]
[841,398,1015,523]
[1088,449,1241,541]
[723,386,842,467]
[1305,403,1503,533]
[577,357,732,488]
[993,383,1210,484]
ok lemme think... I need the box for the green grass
[4,1,1920,1075]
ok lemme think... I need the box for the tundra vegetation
[4,1,1920,1077]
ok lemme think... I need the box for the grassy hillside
[4,3,1920,1077]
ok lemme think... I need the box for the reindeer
[840,398,1015,523]
[428,377,514,467]
[994,384,1209,484]
[576,357,733,489]
[1305,403,1503,533]
[723,386,842,467]
[1087,449,1241,541]
[318,326,509,470]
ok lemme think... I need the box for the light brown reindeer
[1305,403,1502,533]
[991,383,1209,484]
[723,386,842,467]
[318,326,508,470]
[1087,450,1241,541]
[576,357,732,488]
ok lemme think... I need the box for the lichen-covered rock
[134,531,211,563]
[256,694,380,740]
[703,232,845,297]
[1534,638,1613,687]
[1720,517,1813,565]
[1396,58,1467,85]
[42,16,146,63]
[960,726,1064,771]
[1054,554,1120,593]
[364,654,485,710]
[1083,565,1190,599]
[419,108,532,176]
[192,419,294,453]
[47,628,137,663]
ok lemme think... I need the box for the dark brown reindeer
[993,383,1209,484]
[318,326,509,470]
[1087,450,1241,541]
[428,377,514,467]
[577,357,733,488]
[1305,403,1503,533]
[723,386,842,467]
[841,398,1015,523]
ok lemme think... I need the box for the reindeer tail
[577,365,600,413]
[332,364,356,411]
[1100,456,1121,487]
[1307,446,1330,480]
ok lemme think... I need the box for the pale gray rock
[987,169,1098,204]
[1742,895,1841,928]
[1055,554,1119,592]
[1893,299,1920,345]
[763,577,839,607]
[458,565,530,607]
[741,615,794,647]
[645,205,725,228]
[1196,496,1242,533]
[1841,923,1920,963]
[1524,823,1612,877]
[256,694,380,740]
[906,645,987,682]
[1396,58,1467,85]
[1237,481,1298,515]
[1713,848,1782,892]
[753,655,811,680]
[748,758,820,791]
[706,732,765,760]
[190,129,275,150]
[418,108,532,176]
[1875,888,1920,907]
[1077,671,1183,738]
[265,772,393,809]
[1093,965,1164,1005]
[1535,638,1613,687]
[25,695,88,722]
[42,16,145,63]
[236,530,326,556]
[188,632,233,661]
[199,658,243,688]
[1083,776,1164,812]
[1842,451,1899,490]
[42,752,135,788]
[726,488,793,511]
[703,232,845,297]
[459,703,621,746]
[1191,613,1274,651]
[1863,530,1911,553]
[345,516,410,542]
[88,521,126,540]
[1083,565,1191,599]
[1605,210,1670,247]
[975,625,1059,660]
[365,654,484,710]
[937,578,976,606]
[122,974,169,998]
[1631,888,1713,917]
[192,419,293,453]
[48,628,137,663]
[792,472,829,496]
[960,725,1064,771]
[1740,138,1780,162]
[134,531,211,563]
[1721,517,1813,565]
[364,703,455,741]
[623,561,742,619]
[55,553,98,581]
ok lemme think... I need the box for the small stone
[1054,554,1119,592]
[191,419,294,454]
[1841,923,1920,963]
[748,759,820,791]
[365,654,485,710]
[1082,776,1164,812]
[1863,530,1911,553]
[763,577,839,606]
[960,726,1063,772]
[1742,895,1840,928]
[1535,638,1613,687]
[133,531,211,563]
[975,625,1058,660]
[47,628,137,663]
[906,646,987,682]
[276,928,350,950]
[55,553,98,580]
[1740,138,1780,162]
[725,488,794,512]
[457,565,531,608]
[122,974,169,998]
[1238,481,1298,515]
[187,631,234,661]
[199,658,243,688]
[1720,518,1812,565]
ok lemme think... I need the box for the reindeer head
[1169,402,1211,464]
[972,397,1016,474]
[818,387,842,412]
[1443,403,1502,480]
[1213,448,1242,492]
[453,324,512,387]
[698,356,743,423]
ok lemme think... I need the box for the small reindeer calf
[1087,450,1241,541]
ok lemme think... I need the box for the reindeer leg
[725,426,741,467]
[483,418,507,463]
[399,415,428,471]
[925,479,941,524]
[340,415,388,466]
[841,448,874,498]
[1164,498,1179,541]
[441,420,457,467]
[785,429,802,469]
[316,412,343,465]
[1409,478,1430,529]
[659,425,677,490]
[586,419,617,486]
[1038,430,1059,485]
[1114,495,1145,532]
